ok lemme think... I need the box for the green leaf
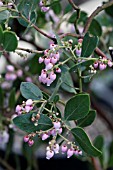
[64,4,72,14]
[71,127,101,157]
[0,25,3,44]
[51,1,62,15]
[77,110,96,127]
[9,88,15,109]
[13,112,53,133]
[0,87,4,107]
[89,19,102,37]
[105,4,113,18]
[64,94,90,121]
[93,135,104,151]
[68,12,77,23]
[69,60,94,72]
[0,10,10,24]
[18,11,37,27]
[81,33,98,58]
[61,65,76,93]
[20,82,43,100]
[3,31,18,52]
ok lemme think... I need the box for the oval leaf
[64,94,90,121]
[20,82,43,100]
[81,33,98,58]
[71,127,101,157]
[3,31,18,51]
[13,113,53,133]
[89,19,102,37]
[77,110,96,127]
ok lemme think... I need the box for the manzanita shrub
[0,0,113,169]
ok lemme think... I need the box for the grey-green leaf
[13,113,53,133]
[64,94,90,121]
[77,110,96,127]
[81,33,98,58]
[71,127,101,157]
[20,82,43,100]
[3,31,18,51]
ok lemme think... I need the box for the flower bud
[28,139,34,146]
[24,135,29,142]
[46,150,54,160]
[53,121,61,130]
[26,99,33,106]
[61,145,68,154]
[42,133,49,140]
[67,149,74,158]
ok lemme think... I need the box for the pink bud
[5,73,17,81]
[17,70,23,77]
[41,71,47,79]
[42,133,49,140]
[44,57,51,65]
[41,6,49,12]
[50,44,57,50]
[78,150,82,155]
[99,63,106,70]
[24,135,29,142]
[52,144,60,154]
[51,57,58,64]
[45,63,53,70]
[39,0,44,7]
[46,77,53,86]
[78,39,83,43]
[26,77,32,82]
[108,60,113,67]
[39,57,44,63]
[26,99,33,106]
[54,52,60,60]
[67,149,74,158]
[44,49,49,55]
[15,105,21,113]
[28,139,34,146]
[49,72,56,81]
[25,106,32,113]
[50,129,57,136]
[6,65,14,72]
[56,68,61,73]
[93,62,98,69]
[61,145,68,154]
[58,128,62,134]
[53,122,61,130]
[74,149,79,156]
[46,150,54,160]
[76,48,81,57]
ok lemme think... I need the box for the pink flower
[24,136,29,142]
[28,139,34,146]
[46,150,54,160]
[67,149,74,158]
[6,65,14,72]
[45,63,53,70]
[56,68,61,73]
[26,99,33,106]
[39,57,44,63]
[41,133,49,140]
[93,62,98,69]
[53,122,61,130]
[61,145,68,154]
[108,60,113,67]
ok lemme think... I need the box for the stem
[83,0,113,34]
[20,13,57,43]
[0,157,15,170]
[68,0,80,33]
[91,157,102,170]
[78,69,82,93]
[17,47,43,54]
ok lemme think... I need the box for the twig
[91,157,102,170]
[83,0,113,34]
[60,32,82,39]
[68,0,80,33]
[0,157,15,170]
[17,47,43,54]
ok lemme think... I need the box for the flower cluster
[38,43,61,86]
[15,99,34,115]
[39,0,50,12]
[93,57,113,70]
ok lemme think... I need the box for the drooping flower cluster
[93,57,113,70]
[15,99,34,115]
[39,0,50,12]
[38,43,61,86]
